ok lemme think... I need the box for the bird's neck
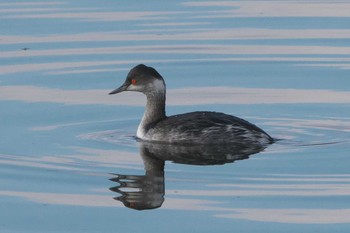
[137,91,166,138]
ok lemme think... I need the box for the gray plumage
[109,64,274,145]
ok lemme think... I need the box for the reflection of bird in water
[110,140,269,210]
[109,64,274,145]
[110,148,165,210]
[140,140,268,165]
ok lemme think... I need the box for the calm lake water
[1,1,350,232]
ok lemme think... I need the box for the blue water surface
[1,1,350,232]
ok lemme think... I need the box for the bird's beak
[109,82,129,95]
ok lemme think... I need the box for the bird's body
[109,64,274,145]
[139,111,272,144]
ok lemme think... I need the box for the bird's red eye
[131,79,137,85]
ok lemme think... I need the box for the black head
[109,64,165,95]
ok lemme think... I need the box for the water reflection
[110,141,268,210]
[110,152,165,210]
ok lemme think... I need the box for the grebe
[109,64,274,145]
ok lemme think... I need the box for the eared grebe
[109,64,274,145]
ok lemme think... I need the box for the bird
[109,64,274,145]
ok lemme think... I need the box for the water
[1,0,350,232]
